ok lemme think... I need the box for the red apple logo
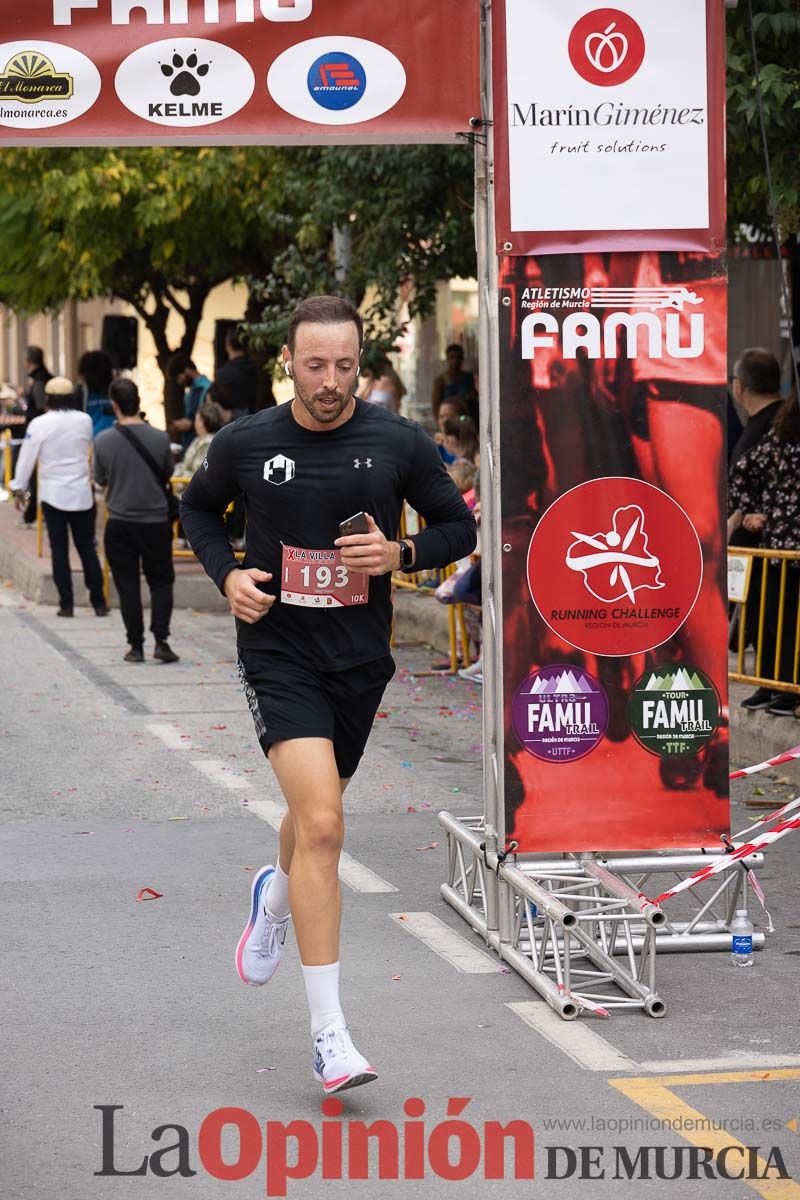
[568,8,645,86]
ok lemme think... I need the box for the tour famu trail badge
[512,665,609,763]
[628,665,720,758]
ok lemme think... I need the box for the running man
[181,296,477,1094]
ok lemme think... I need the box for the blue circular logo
[307,51,366,111]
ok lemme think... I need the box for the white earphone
[284,362,293,378]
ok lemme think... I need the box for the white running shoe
[312,1025,378,1095]
[235,864,289,987]
[458,659,483,685]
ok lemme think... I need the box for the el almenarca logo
[0,52,73,102]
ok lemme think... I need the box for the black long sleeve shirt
[180,399,477,670]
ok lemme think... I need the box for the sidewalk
[0,496,452,639]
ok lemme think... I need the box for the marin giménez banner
[0,0,480,144]
[500,251,730,852]
[492,0,725,254]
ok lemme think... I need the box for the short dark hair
[166,352,195,380]
[287,296,363,354]
[207,381,233,412]
[225,327,247,353]
[78,350,113,395]
[446,343,464,358]
[26,345,45,368]
[197,399,224,434]
[735,348,781,396]
[109,377,140,417]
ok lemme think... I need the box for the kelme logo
[115,38,254,127]
[568,8,645,87]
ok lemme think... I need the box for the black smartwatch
[395,539,414,572]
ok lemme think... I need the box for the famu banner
[499,250,729,852]
[492,0,725,253]
[0,0,479,144]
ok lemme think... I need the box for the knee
[296,808,344,857]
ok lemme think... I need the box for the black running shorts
[237,649,396,780]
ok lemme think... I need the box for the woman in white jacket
[10,376,108,617]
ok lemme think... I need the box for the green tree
[726,0,800,235]
[0,146,291,419]
[244,144,476,360]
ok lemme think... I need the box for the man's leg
[269,774,351,919]
[68,507,106,610]
[139,521,175,645]
[42,503,73,610]
[267,738,344,966]
[104,519,144,649]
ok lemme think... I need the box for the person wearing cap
[10,376,108,618]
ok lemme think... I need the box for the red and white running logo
[567,8,645,87]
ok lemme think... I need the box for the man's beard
[294,378,356,425]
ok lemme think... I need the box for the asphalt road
[1,583,798,1200]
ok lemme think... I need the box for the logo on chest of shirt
[264,454,296,486]
[353,457,372,469]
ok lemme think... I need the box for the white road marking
[507,1002,800,1074]
[508,1001,637,1071]
[391,911,498,973]
[247,800,398,893]
[147,723,194,750]
[190,759,253,791]
[338,854,398,894]
[247,799,286,831]
[638,1054,800,1073]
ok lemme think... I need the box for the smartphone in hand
[339,511,370,538]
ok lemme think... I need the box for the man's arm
[10,420,43,493]
[403,426,477,569]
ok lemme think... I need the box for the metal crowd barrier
[391,504,479,675]
[729,545,800,695]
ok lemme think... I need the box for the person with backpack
[94,379,180,664]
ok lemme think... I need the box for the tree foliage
[726,0,800,234]
[0,146,292,415]
[244,144,476,361]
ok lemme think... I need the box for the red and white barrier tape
[654,814,800,905]
[731,793,800,841]
[729,744,800,780]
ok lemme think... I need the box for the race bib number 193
[281,544,368,609]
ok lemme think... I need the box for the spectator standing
[94,379,179,665]
[73,350,115,438]
[216,329,259,419]
[10,376,107,617]
[729,392,800,716]
[431,344,478,423]
[168,354,212,449]
[359,357,406,414]
[21,346,52,526]
[729,348,784,468]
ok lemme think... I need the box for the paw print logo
[160,51,210,98]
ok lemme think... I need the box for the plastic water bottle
[730,909,754,967]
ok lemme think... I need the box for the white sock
[301,961,345,1037]
[265,863,291,921]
